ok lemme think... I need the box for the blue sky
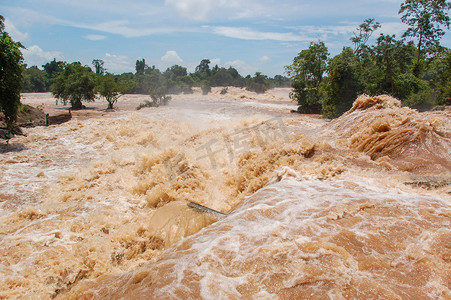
[1,0,450,76]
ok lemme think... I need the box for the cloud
[4,18,28,41]
[85,34,107,41]
[223,59,256,77]
[22,45,64,67]
[379,22,408,37]
[103,53,135,74]
[159,50,184,70]
[161,50,183,64]
[209,26,307,42]
[165,0,213,21]
[258,55,270,64]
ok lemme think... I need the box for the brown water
[0,89,450,299]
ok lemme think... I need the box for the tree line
[286,0,450,118]
[22,57,290,102]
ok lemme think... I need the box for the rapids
[0,88,449,299]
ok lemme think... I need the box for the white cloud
[210,58,221,67]
[161,50,183,64]
[209,26,307,42]
[165,0,213,21]
[85,34,107,41]
[4,18,28,41]
[159,50,184,70]
[103,53,135,74]
[258,55,270,64]
[22,45,64,67]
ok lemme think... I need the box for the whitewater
[0,88,449,299]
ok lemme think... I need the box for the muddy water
[0,90,450,298]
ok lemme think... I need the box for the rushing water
[0,89,450,299]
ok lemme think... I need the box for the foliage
[321,48,362,118]
[351,18,381,53]
[42,59,65,90]
[96,73,123,109]
[92,59,105,75]
[163,65,193,94]
[0,15,24,139]
[399,0,451,74]
[285,41,329,113]
[201,81,211,95]
[246,72,270,94]
[135,59,147,74]
[22,66,47,92]
[285,1,450,118]
[51,62,96,109]
[195,59,211,74]
[427,49,451,105]
[149,85,171,107]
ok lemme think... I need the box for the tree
[0,15,24,139]
[285,41,329,113]
[195,59,211,75]
[246,72,270,94]
[23,66,47,92]
[135,59,147,74]
[351,18,381,53]
[42,58,65,90]
[321,47,361,118]
[399,0,451,74]
[92,59,105,75]
[51,62,96,109]
[372,34,419,99]
[428,49,451,105]
[96,73,122,109]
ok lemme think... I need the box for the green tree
[0,15,24,139]
[42,58,65,90]
[427,49,451,105]
[96,73,122,109]
[22,66,47,92]
[372,34,420,99]
[135,59,147,74]
[246,72,270,94]
[195,59,211,74]
[399,0,451,74]
[92,59,105,75]
[51,62,96,109]
[285,41,329,113]
[321,47,361,118]
[163,65,193,94]
[351,18,381,53]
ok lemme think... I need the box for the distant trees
[51,62,96,109]
[0,15,24,138]
[246,72,270,94]
[22,66,46,92]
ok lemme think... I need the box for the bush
[403,88,435,111]
[201,81,211,95]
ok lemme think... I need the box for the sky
[1,0,450,77]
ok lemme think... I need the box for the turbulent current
[0,88,450,299]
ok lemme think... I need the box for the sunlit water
[0,89,450,298]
